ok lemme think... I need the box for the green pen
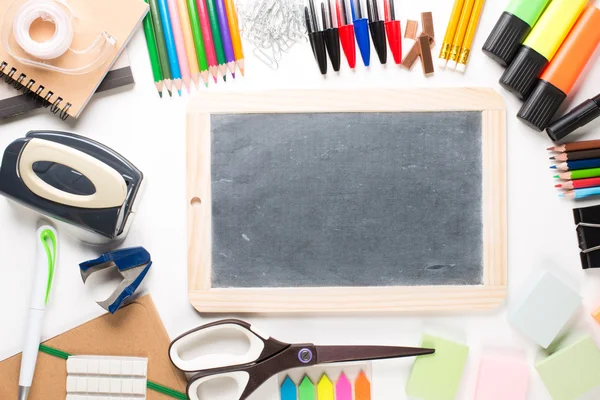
[205,0,228,80]
[483,0,552,67]
[18,226,59,400]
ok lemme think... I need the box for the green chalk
[536,336,600,400]
[299,375,315,400]
[406,335,469,400]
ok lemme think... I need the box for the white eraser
[447,60,457,70]
[456,63,466,73]
[437,58,448,69]
[110,359,122,375]
[122,360,133,375]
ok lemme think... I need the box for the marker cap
[517,81,566,131]
[499,46,547,100]
[482,12,531,67]
[546,99,600,142]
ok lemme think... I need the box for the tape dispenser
[0,131,144,244]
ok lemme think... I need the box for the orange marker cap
[541,6,600,94]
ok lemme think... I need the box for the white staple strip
[66,356,148,400]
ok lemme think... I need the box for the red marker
[384,0,401,64]
[337,0,357,69]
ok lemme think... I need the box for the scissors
[169,319,435,400]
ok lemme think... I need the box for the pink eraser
[474,356,529,400]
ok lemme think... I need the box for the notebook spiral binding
[0,61,72,120]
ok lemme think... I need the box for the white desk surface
[2,1,600,399]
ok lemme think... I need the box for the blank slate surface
[211,112,483,288]
[187,88,507,313]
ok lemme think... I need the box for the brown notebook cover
[0,295,187,399]
[0,0,148,119]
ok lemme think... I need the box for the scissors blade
[315,345,434,364]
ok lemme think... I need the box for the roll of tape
[12,0,73,60]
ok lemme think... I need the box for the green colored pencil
[555,168,600,180]
[187,0,209,86]
[205,0,227,80]
[148,0,173,95]
[142,1,163,96]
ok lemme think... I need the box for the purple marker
[215,0,236,77]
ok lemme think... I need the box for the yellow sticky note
[317,375,334,400]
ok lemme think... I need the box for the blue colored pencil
[560,187,600,199]
[157,0,183,95]
[552,158,600,171]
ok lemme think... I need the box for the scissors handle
[186,344,317,400]
[169,319,289,373]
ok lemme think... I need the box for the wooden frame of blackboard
[187,88,507,313]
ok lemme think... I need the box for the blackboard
[187,89,507,313]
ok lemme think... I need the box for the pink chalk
[474,356,529,400]
[335,373,352,400]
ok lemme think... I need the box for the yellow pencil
[447,0,475,70]
[176,0,201,88]
[456,0,485,73]
[438,0,466,68]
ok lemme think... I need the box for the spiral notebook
[0,51,134,119]
[0,0,148,120]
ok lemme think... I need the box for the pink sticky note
[474,356,529,400]
[335,373,352,400]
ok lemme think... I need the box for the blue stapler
[80,247,152,314]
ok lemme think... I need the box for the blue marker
[351,0,370,66]
[281,376,297,400]
[552,158,600,172]
[157,0,183,96]
[560,187,600,200]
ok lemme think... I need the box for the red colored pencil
[385,0,401,64]
[337,0,356,69]
[555,177,600,190]
[196,0,219,82]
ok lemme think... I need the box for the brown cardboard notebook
[0,295,187,399]
[0,0,148,119]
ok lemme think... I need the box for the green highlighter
[483,0,551,67]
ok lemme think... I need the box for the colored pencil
[149,0,173,95]
[447,0,475,70]
[158,0,183,95]
[548,140,600,153]
[142,0,163,97]
[555,177,600,190]
[552,149,600,162]
[554,168,600,180]
[224,0,244,75]
[552,158,600,171]
[560,187,600,199]
[177,0,201,88]
[215,0,236,77]
[206,0,228,80]
[456,0,485,72]
[187,0,210,85]
[167,0,192,92]
[196,0,219,82]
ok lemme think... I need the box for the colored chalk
[509,271,581,348]
[474,355,529,400]
[335,373,352,400]
[299,376,315,400]
[281,376,297,400]
[536,336,600,400]
[355,372,371,400]
[317,375,334,400]
[406,335,469,400]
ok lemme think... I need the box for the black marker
[367,0,387,64]
[322,0,341,72]
[305,0,328,75]
[547,94,600,142]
